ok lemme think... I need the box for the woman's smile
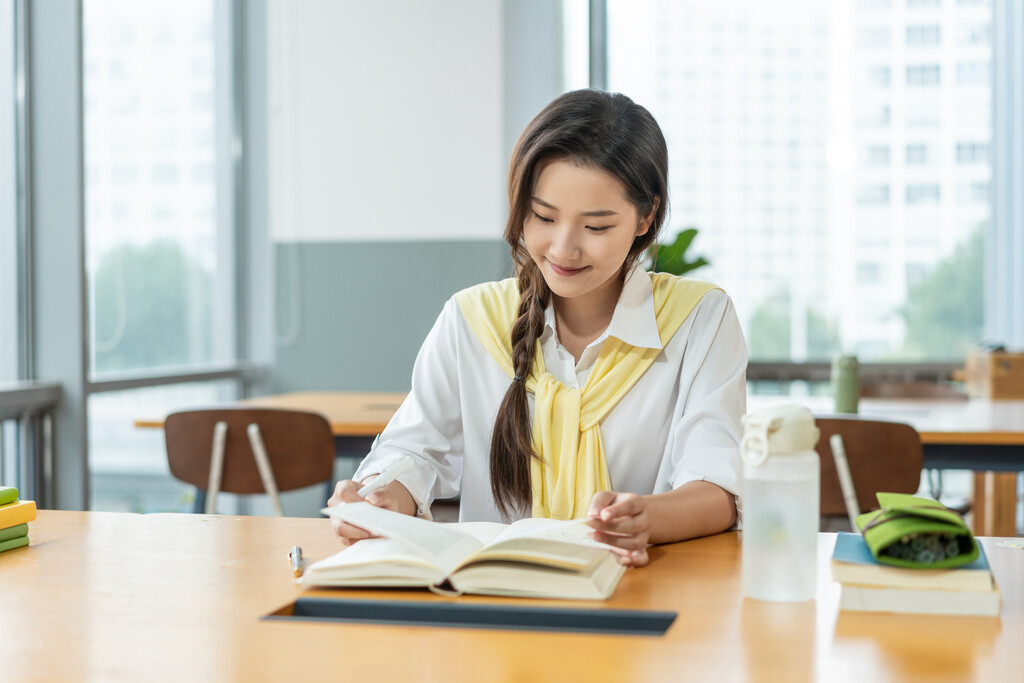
[547,261,590,276]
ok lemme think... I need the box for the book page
[302,537,447,586]
[495,517,611,549]
[459,518,615,571]
[322,503,484,575]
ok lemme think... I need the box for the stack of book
[0,486,36,553]
[831,532,1000,617]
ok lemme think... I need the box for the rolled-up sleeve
[664,291,747,515]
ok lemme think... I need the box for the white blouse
[353,266,748,523]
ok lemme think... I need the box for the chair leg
[927,469,944,499]
[247,423,284,516]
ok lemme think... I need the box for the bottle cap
[740,403,820,467]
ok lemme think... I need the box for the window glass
[88,382,235,512]
[0,0,17,382]
[606,0,991,362]
[83,0,240,512]
[83,0,235,377]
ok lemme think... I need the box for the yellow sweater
[455,272,718,519]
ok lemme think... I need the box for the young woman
[328,89,747,567]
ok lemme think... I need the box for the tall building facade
[608,0,990,361]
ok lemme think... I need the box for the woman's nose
[549,224,580,259]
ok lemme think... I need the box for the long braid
[489,252,548,517]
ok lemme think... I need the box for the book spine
[0,523,29,543]
[0,536,30,553]
[0,500,37,529]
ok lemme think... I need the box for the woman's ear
[636,196,661,237]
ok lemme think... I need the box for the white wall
[266,0,505,242]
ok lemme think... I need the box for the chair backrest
[164,408,335,494]
[815,417,923,516]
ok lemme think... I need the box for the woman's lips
[548,261,589,276]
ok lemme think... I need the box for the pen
[289,546,303,578]
[356,456,415,498]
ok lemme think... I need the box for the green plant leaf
[648,227,710,276]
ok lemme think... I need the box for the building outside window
[603,0,991,363]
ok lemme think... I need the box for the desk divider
[264,597,677,636]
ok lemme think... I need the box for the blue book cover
[831,532,993,591]
[833,532,990,571]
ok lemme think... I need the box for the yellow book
[0,499,37,530]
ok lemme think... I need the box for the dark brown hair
[489,89,669,517]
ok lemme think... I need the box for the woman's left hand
[586,491,651,567]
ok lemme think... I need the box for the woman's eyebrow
[531,196,619,217]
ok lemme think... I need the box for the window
[905,143,934,165]
[865,145,890,165]
[906,184,940,204]
[907,64,941,86]
[858,184,891,205]
[906,102,941,127]
[856,262,883,284]
[906,25,941,47]
[856,104,891,127]
[0,0,17,382]
[958,24,989,45]
[83,0,241,511]
[604,0,991,362]
[956,141,988,163]
[907,0,940,7]
[866,65,890,87]
[957,62,989,85]
[858,27,891,48]
[956,181,988,204]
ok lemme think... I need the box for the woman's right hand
[326,478,408,546]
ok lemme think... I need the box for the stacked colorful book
[831,532,999,616]
[0,486,36,553]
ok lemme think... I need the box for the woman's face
[523,158,651,312]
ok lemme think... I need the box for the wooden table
[133,390,406,437]
[2,511,1022,681]
[241,390,407,437]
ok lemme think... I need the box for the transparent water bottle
[740,404,821,602]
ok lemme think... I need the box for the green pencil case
[855,492,978,569]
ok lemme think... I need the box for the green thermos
[832,355,860,414]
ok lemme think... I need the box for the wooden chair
[858,380,972,512]
[164,407,336,515]
[815,417,924,530]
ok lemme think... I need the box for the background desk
[137,392,1023,534]
[3,511,1022,681]
[750,395,1024,537]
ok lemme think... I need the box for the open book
[305,502,626,600]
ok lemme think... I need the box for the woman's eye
[533,211,553,223]
[586,225,612,232]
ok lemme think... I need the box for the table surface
[2,510,1022,682]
